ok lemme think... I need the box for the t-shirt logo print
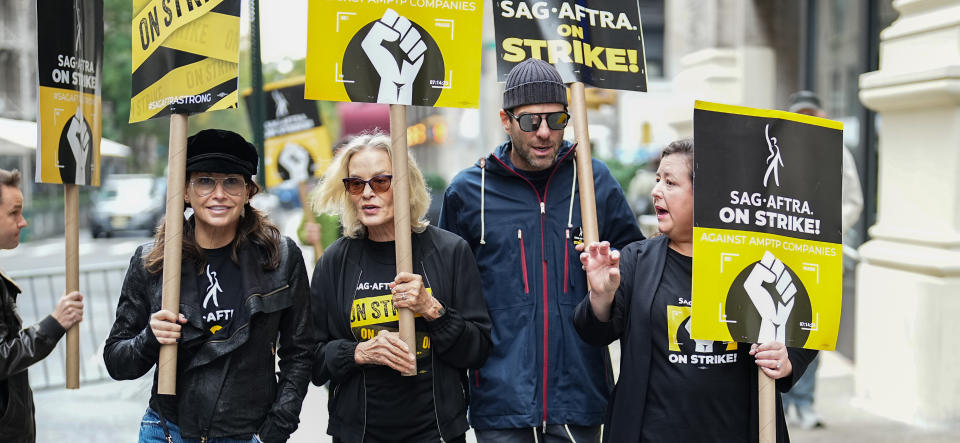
[763,123,784,187]
[203,264,222,310]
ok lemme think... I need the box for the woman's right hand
[354,330,416,374]
[150,310,187,345]
[578,241,621,300]
[578,241,621,322]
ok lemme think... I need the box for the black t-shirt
[199,245,244,339]
[640,247,751,443]
[352,239,437,442]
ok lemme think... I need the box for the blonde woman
[310,132,492,443]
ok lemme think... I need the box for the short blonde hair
[312,132,431,238]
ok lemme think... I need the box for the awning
[0,117,131,158]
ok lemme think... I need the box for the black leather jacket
[103,237,312,442]
[0,270,66,443]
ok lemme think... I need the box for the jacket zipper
[518,229,530,294]
[492,146,578,428]
[430,338,446,442]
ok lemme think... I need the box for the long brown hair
[145,178,282,274]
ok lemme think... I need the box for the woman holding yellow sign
[573,140,818,442]
[309,132,492,443]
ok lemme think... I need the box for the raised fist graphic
[361,8,427,105]
[278,143,311,183]
[743,251,796,343]
[66,107,91,185]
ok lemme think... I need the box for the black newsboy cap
[186,129,258,177]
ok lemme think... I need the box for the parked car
[90,174,166,238]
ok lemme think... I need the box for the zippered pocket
[518,229,529,294]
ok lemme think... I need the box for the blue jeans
[475,425,601,443]
[138,408,261,443]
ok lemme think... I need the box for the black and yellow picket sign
[37,0,103,186]
[350,289,434,366]
[492,0,647,91]
[690,101,843,351]
[130,0,240,123]
[305,0,483,108]
[242,78,333,189]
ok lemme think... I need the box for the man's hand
[52,291,84,329]
[744,251,797,343]
[150,310,187,345]
[361,8,427,105]
[354,330,416,373]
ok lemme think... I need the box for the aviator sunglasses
[505,110,570,132]
[190,176,247,197]
[342,174,393,195]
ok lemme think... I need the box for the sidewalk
[790,352,960,443]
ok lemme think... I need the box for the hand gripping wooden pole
[64,183,79,389]
[570,82,599,246]
[157,113,188,395]
[297,181,323,261]
[759,367,776,442]
[389,104,416,376]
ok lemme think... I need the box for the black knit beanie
[502,58,568,110]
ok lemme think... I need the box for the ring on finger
[776,361,782,369]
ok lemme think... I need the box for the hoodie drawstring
[479,157,487,245]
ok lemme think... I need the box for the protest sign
[37,0,103,186]
[243,78,333,189]
[492,0,646,91]
[690,101,844,351]
[305,1,483,108]
[130,0,240,123]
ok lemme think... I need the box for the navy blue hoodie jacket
[439,140,644,430]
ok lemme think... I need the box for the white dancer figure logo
[272,90,289,118]
[743,251,797,343]
[361,8,427,105]
[763,123,784,187]
[203,265,223,309]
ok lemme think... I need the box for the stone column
[857,0,960,427]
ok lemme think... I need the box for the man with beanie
[0,168,84,443]
[440,58,643,442]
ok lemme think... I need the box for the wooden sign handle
[64,184,79,389]
[758,367,776,442]
[157,113,188,395]
[297,181,323,260]
[389,104,416,376]
[570,82,599,245]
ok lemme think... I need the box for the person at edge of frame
[574,139,819,443]
[439,58,645,443]
[310,131,492,443]
[780,90,864,430]
[0,168,84,443]
[103,129,313,443]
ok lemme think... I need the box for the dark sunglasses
[190,176,247,197]
[505,110,570,132]
[342,174,393,195]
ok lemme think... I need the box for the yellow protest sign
[690,101,844,351]
[130,0,240,123]
[305,0,483,108]
[36,0,103,186]
[243,78,333,189]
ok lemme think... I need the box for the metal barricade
[9,261,130,390]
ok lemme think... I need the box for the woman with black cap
[103,129,313,443]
